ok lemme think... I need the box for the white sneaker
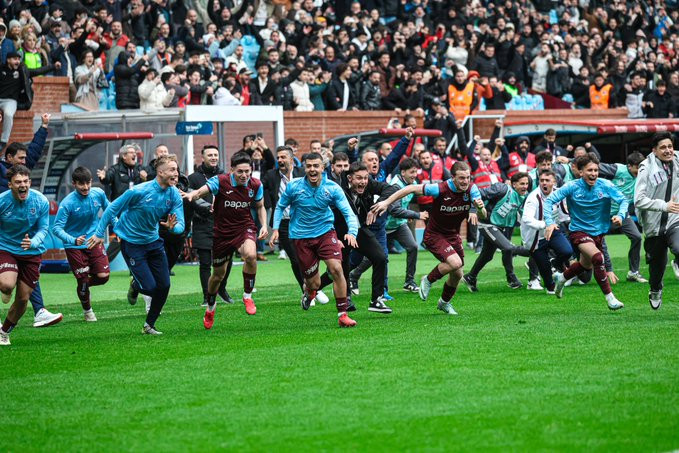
[553,272,566,299]
[418,275,432,301]
[142,324,163,335]
[84,310,97,322]
[1,290,12,304]
[527,279,543,291]
[606,294,624,311]
[564,277,575,287]
[278,250,287,260]
[546,289,555,295]
[314,290,330,305]
[626,271,648,283]
[0,330,9,346]
[33,308,63,327]
[143,295,152,314]
[309,298,316,307]
[649,290,662,310]
[673,260,679,280]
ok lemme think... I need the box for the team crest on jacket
[30,207,36,215]
[166,199,172,207]
[248,188,254,198]
[597,191,604,199]
[463,193,469,201]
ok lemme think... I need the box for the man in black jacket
[325,63,357,111]
[262,145,306,291]
[359,71,382,110]
[188,145,232,305]
[643,80,675,118]
[97,143,145,200]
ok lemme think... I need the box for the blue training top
[54,187,110,249]
[95,180,185,244]
[0,189,49,255]
[273,173,359,239]
[544,178,628,236]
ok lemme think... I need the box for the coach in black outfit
[262,145,305,289]
[188,144,232,304]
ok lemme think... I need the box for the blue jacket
[0,38,16,65]
[95,180,185,244]
[0,189,49,255]
[54,188,110,249]
[273,174,359,239]
[0,126,48,193]
[544,178,628,236]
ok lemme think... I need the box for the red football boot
[244,298,257,315]
[203,309,215,329]
[338,313,357,328]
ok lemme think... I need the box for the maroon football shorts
[65,245,110,278]
[0,250,42,289]
[423,232,464,264]
[569,231,605,252]
[212,228,257,266]
[293,230,343,278]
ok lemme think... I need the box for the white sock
[338,311,346,317]
[84,308,93,314]
[243,292,252,299]
[207,303,217,313]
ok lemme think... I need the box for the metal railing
[445,113,506,156]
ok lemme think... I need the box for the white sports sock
[243,292,252,299]
[337,311,346,317]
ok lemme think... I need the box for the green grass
[3,235,679,451]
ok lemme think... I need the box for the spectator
[97,143,145,201]
[359,70,381,110]
[138,67,173,112]
[644,80,675,118]
[424,100,457,143]
[471,42,500,78]
[534,129,567,157]
[290,67,314,111]
[589,72,615,109]
[113,51,148,110]
[162,71,189,107]
[383,79,424,113]
[530,43,552,93]
[626,71,648,118]
[187,68,215,105]
[0,23,16,64]
[375,51,395,98]
[309,67,331,111]
[326,63,357,111]
[250,61,277,105]
[0,52,42,149]
[74,50,106,110]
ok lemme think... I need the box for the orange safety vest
[448,81,475,119]
[473,160,502,189]
[589,84,612,110]
[507,152,536,178]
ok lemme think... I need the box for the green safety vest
[386,175,415,231]
[610,163,635,214]
[21,50,42,70]
[490,187,527,227]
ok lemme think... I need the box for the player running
[183,152,268,329]
[370,161,487,315]
[544,153,628,311]
[0,165,50,346]
[53,167,111,322]
[270,152,360,328]
[89,154,185,335]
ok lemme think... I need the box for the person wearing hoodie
[0,23,17,64]
[138,67,174,112]
[114,50,149,109]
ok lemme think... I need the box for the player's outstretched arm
[369,184,423,222]
[182,184,210,202]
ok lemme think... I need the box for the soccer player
[89,154,185,335]
[544,153,627,310]
[599,152,646,283]
[520,170,573,294]
[183,152,268,329]
[0,165,50,346]
[370,161,487,315]
[462,172,532,292]
[270,152,360,327]
[385,157,429,292]
[634,131,679,309]
[53,167,111,322]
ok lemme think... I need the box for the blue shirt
[273,174,359,239]
[423,179,482,200]
[95,180,185,244]
[54,188,110,249]
[0,189,49,255]
[544,178,628,236]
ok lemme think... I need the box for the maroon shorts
[65,245,110,279]
[213,228,257,266]
[293,230,343,278]
[423,232,464,264]
[0,250,42,289]
[569,231,605,252]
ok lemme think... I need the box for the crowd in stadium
[0,0,678,116]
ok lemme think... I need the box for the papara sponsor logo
[439,204,470,213]
[0,263,18,271]
[223,200,251,208]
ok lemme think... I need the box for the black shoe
[347,303,357,312]
[368,298,392,314]
[218,288,234,304]
[507,274,523,289]
[300,291,314,311]
[127,280,139,305]
[403,281,419,292]
[462,274,478,293]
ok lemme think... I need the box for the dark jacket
[643,90,675,118]
[470,53,500,78]
[334,174,399,238]
[0,126,47,193]
[249,77,278,105]
[99,161,144,200]
[359,80,381,110]
[262,166,304,226]
[114,55,146,109]
[325,77,357,110]
[187,163,223,250]
[0,61,50,110]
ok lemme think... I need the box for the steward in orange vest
[589,73,614,109]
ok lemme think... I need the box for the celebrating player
[0,165,50,346]
[634,131,679,309]
[53,167,111,322]
[183,152,268,329]
[544,153,627,310]
[270,152,360,328]
[89,154,185,335]
[370,161,486,315]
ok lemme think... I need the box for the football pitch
[3,235,678,451]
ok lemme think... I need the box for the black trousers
[644,225,679,292]
[279,219,304,290]
[161,232,186,271]
[196,248,230,297]
[468,224,530,279]
[344,229,387,302]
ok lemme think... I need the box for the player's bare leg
[436,254,463,315]
[1,278,34,345]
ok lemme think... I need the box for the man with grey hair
[97,143,145,200]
